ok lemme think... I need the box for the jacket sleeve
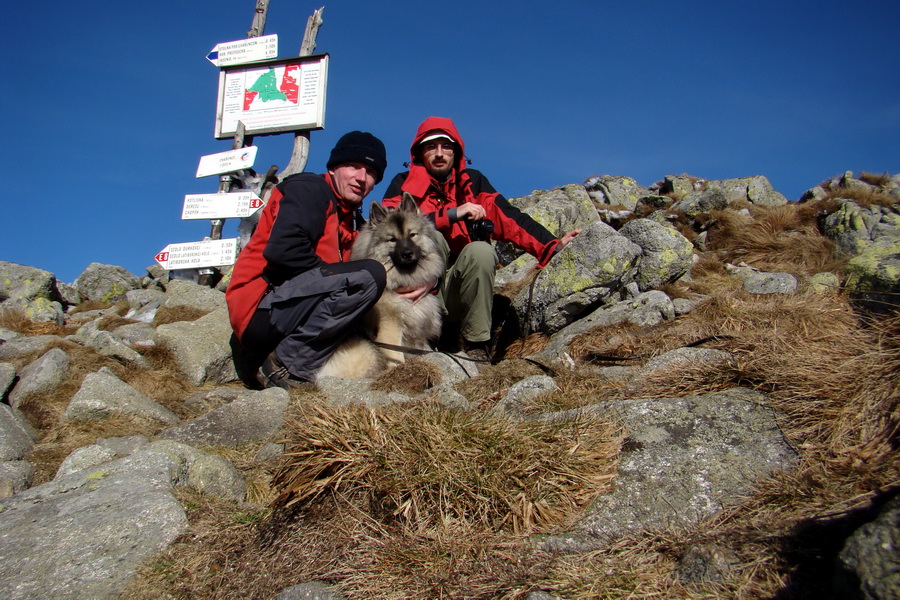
[262,175,328,284]
[468,170,560,266]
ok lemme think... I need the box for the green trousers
[436,235,498,344]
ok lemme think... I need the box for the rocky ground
[0,170,897,599]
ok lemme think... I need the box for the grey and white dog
[318,193,445,379]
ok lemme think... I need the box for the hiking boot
[256,353,313,390]
[462,340,492,371]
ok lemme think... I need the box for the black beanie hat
[326,131,387,183]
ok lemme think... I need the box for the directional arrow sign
[154,238,239,270]
[181,191,263,220]
[207,34,278,67]
[195,146,258,178]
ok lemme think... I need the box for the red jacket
[382,116,559,266]
[226,173,360,339]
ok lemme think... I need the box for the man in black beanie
[226,131,394,389]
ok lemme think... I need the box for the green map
[247,68,287,102]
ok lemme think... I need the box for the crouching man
[226,131,389,389]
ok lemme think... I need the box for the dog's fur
[317,193,445,379]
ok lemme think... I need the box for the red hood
[402,117,467,198]
[409,116,466,166]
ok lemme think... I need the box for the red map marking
[243,90,259,110]
[280,64,300,104]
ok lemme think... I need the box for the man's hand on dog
[395,280,437,304]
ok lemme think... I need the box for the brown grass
[270,401,623,534]
[825,177,896,208]
[125,486,557,600]
[27,415,170,485]
[508,294,899,599]
[152,305,210,326]
[857,170,893,188]
[705,205,842,275]
[96,313,140,331]
[68,300,114,314]
[453,358,547,405]
[0,307,75,336]
[370,358,442,394]
[497,332,551,360]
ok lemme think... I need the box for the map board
[214,54,329,139]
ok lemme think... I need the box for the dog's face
[367,194,430,273]
[353,193,444,291]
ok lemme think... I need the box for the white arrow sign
[195,146,258,178]
[154,238,239,270]
[182,191,263,220]
[207,34,278,67]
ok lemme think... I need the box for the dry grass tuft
[124,344,194,413]
[152,305,210,326]
[370,358,442,394]
[499,332,550,359]
[270,401,623,536]
[204,444,281,506]
[125,486,557,600]
[96,313,140,331]
[453,359,547,405]
[0,307,74,336]
[68,300,113,314]
[518,371,629,415]
[858,170,893,187]
[494,267,540,302]
[568,321,645,363]
[706,204,842,274]
[682,254,744,296]
[826,180,896,208]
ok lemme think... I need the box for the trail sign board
[207,34,278,67]
[214,54,329,139]
[195,146,258,178]
[182,191,263,220]
[154,238,239,270]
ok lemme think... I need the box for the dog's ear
[400,192,420,215]
[369,201,388,224]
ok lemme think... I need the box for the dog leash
[369,340,493,364]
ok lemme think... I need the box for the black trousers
[242,260,385,381]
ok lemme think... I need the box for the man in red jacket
[227,131,394,389]
[382,117,580,363]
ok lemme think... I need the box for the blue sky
[2,0,897,284]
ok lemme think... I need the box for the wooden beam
[275,7,324,182]
[247,0,270,38]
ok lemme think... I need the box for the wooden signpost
[155,239,240,271]
[156,1,325,286]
